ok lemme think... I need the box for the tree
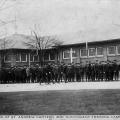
[24,29,63,66]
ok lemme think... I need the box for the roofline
[57,38,120,48]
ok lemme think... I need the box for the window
[4,54,11,62]
[89,48,96,57]
[30,54,34,62]
[21,54,27,62]
[34,55,39,62]
[72,49,77,58]
[117,45,120,54]
[97,47,103,56]
[63,50,70,59]
[50,53,55,60]
[80,49,87,57]
[16,54,20,62]
[108,46,116,55]
[44,52,49,61]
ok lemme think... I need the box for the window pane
[117,46,120,54]
[16,54,20,61]
[81,49,87,56]
[5,54,11,61]
[50,53,55,60]
[44,53,49,60]
[72,49,77,57]
[30,54,33,61]
[63,50,70,58]
[97,47,103,55]
[89,48,96,56]
[108,46,115,54]
[21,54,27,61]
[34,55,38,62]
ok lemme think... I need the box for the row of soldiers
[0,60,120,84]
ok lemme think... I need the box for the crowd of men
[0,60,120,84]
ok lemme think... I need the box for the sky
[0,0,120,42]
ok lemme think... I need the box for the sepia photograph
[0,0,120,118]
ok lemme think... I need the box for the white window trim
[96,47,104,57]
[107,46,116,56]
[4,55,11,63]
[80,49,88,58]
[88,48,96,57]
[16,54,21,62]
[21,54,27,62]
[116,45,120,55]
[63,50,70,59]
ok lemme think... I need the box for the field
[0,89,120,115]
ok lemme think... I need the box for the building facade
[58,39,120,65]
[0,38,120,68]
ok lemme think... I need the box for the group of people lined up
[0,60,120,84]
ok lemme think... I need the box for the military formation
[0,60,120,84]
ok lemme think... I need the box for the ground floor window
[63,49,70,59]
[16,54,20,62]
[89,48,96,57]
[108,46,116,55]
[72,49,77,58]
[50,53,55,60]
[97,47,103,56]
[117,45,120,54]
[21,54,27,62]
[34,55,39,62]
[80,49,88,57]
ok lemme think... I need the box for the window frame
[96,47,104,57]
[107,46,116,56]
[88,48,96,57]
[72,49,78,59]
[63,49,70,59]
[80,49,88,58]
[21,53,27,62]
[116,45,120,55]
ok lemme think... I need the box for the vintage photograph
[0,0,120,116]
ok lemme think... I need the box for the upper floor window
[63,50,70,59]
[16,54,20,62]
[21,54,27,62]
[4,54,11,62]
[108,46,116,55]
[97,47,103,56]
[72,49,77,58]
[80,49,87,57]
[88,48,96,57]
